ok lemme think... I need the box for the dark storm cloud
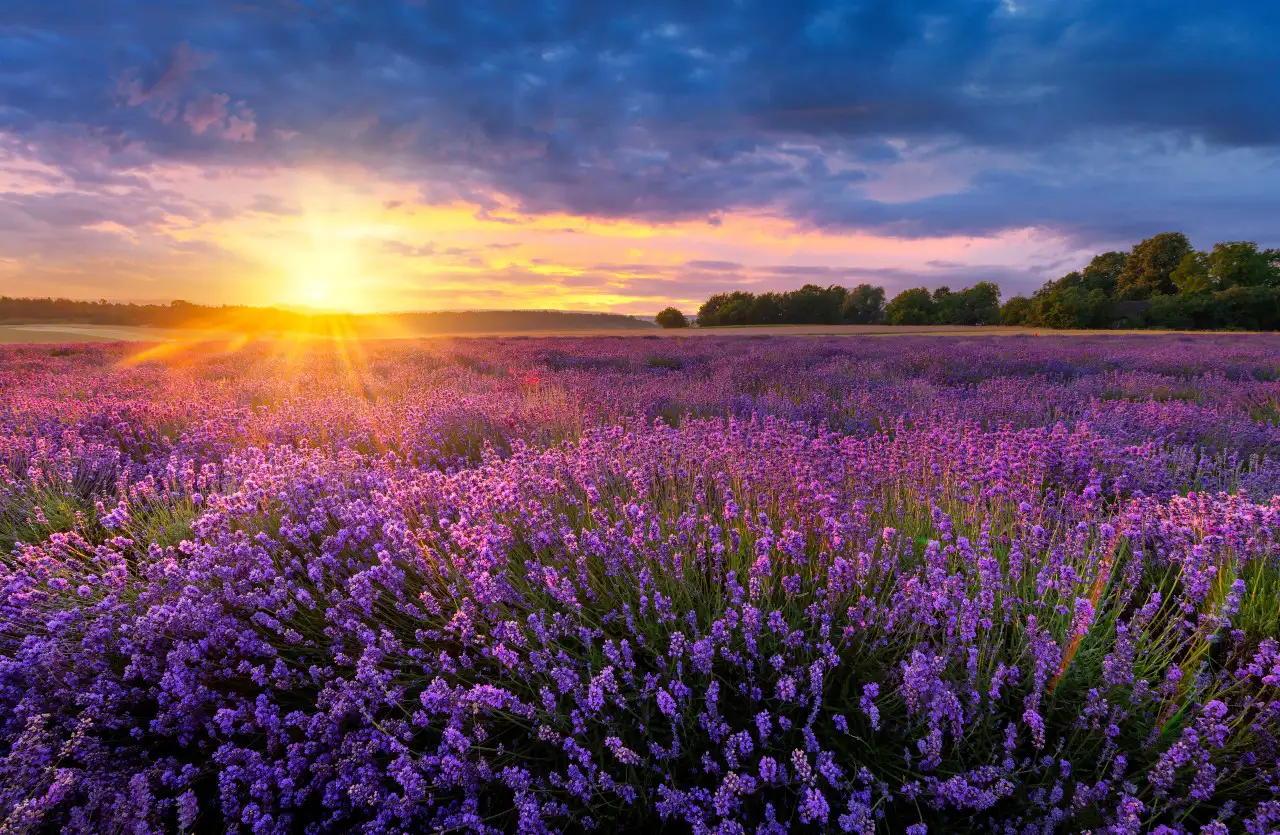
[2,0,1279,245]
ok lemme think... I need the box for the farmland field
[1,322,1260,345]
[1,334,1279,833]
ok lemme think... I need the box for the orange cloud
[2,147,1085,312]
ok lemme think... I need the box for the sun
[282,235,366,312]
[297,274,337,309]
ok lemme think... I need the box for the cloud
[247,193,301,215]
[380,239,437,258]
[183,93,258,141]
[112,42,256,142]
[115,43,214,119]
[686,260,744,271]
[1,0,1279,307]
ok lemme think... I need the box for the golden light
[282,228,369,312]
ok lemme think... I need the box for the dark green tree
[697,291,756,327]
[1117,232,1192,299]
[885,288,935,325]
[1000,296,1033,325]
[1171,251,1212,294]
[930,286,959,324]
[1081,251,1128,294]
[655,307,688,329]
[749,292,785,325]
[781,284,846,324]
[929,283,1002,325]
[1212,285,1280,330]
[841,284,886,324]
[1026,273,1112,329]
[1207,241,1279,288]
[958,281,1002,325]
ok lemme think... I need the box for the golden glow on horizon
[119,317,403,418]
[284,242,362,311]
[0,144,1087,313]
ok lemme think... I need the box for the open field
[1,334,1279,832]
[0,321,1266,344]
[0,324,234,344]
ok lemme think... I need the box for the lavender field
[1,335,1279,834]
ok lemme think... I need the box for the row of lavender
[1,335,1279,833]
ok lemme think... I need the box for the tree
[841,284,886,324]
[694,284,887,327]
[1212,285,1280,330]
[1000,296,1033,325]
[1024,273,1113,329]
[1081,251,1127,295]
[929,283,1001,325]
[885,288,935,325]
[958,282,1001,325]
[1206,241,1279,289]
[697,291,756,327]
[1146,292,1214,330]
[655,307,688,329]
[1171,251,1212,294]
[782,284,846,324]
[685,233,1278,333]
[930,286,959,324]
[750,293,785,325]
[1117,232,1192,299]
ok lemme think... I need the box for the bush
[656,307,689,329]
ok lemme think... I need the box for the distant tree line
[668,282,1001,328]
[691,284,894,327]
[0,298,221,327]
[0,297,656,333]
[1000,234,1280,331]
[657,233,1280,331]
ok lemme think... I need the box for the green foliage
[1118,232,1192,300]
[696,291,756,326]
[1212,285,1280,330]
[840,283,886,324]
[1000,295,1032,325]
[1146,285,1280,330]
[885,287,934,325]
[1207,241,1280,288]
[655,307,688,329]
[751,292,785,325]
[1025,274,1113,329]
[932,281,1001,325]
[696,284,858,327]
[1172,251,1212,293]
[1146,291,1220,330]
[781,284,847,324]
[690,232,1279,332]
[1081,251,1128,295]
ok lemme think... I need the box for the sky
[1,0,1279,314]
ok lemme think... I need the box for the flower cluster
[0,334,1278,833]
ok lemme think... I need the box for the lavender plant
[1,335,1278,833]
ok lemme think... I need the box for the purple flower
[656,689,677,717]
[859,683,881,731]
[799,787,830,825]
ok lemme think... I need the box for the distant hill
[0,297,656,335]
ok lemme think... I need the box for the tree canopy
[655,307,688,328]
[999,233,1280,331]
